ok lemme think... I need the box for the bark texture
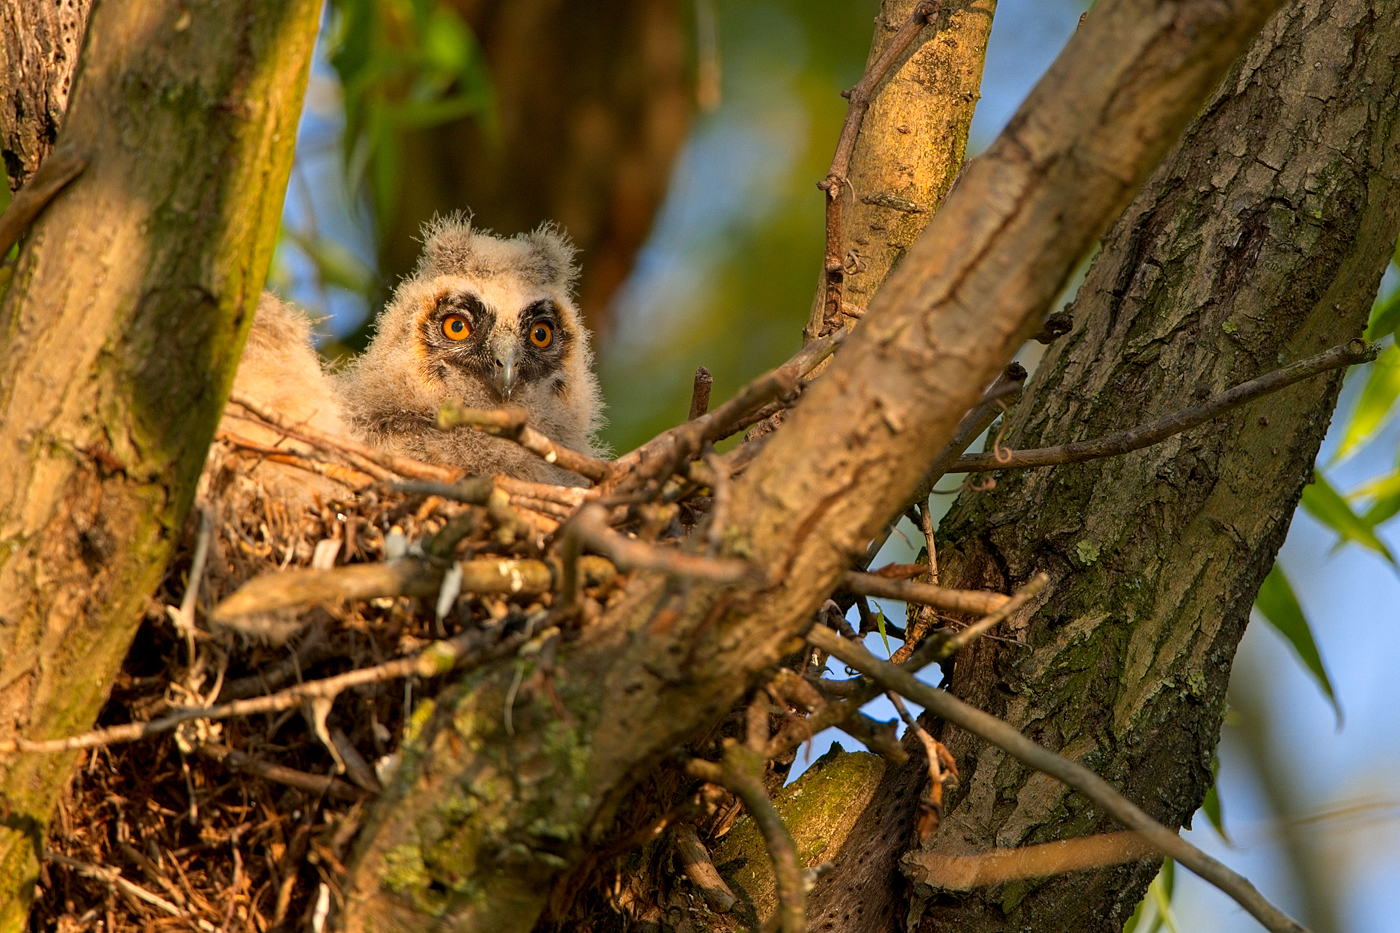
[820,1,1400,931]
[805,0,996,342]
[338,1,1288,930]
[0,0,94,192]
[381,0,692,334]
[0,0,320,926]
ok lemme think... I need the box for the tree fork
[0,0,321,926]
[827,1,1400,931]
[340,1,1289,929]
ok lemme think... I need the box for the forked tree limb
[807,625,1309,933]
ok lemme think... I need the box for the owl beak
[494,348,519,400]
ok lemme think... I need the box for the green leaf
[1362,470,1400,527]
[1338,343,1400,458]
[1254,566,1342,724]
[285,230,375,294]
[1301,470,1396,564]
[1366,286,1400,340]
[875,607,892,658]
[1149,860,1181,933]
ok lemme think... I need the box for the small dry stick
[812,1,942,340]
[689,366,715,420]
[198,742,363,801]
[217,429,378,488]
[0,144,88,259]
[904,831,1158,890]
[843,572,1008,616]
[673,823,738,913]
[230,393,456,483]
[45,853,219,933]
[571,503,758,583]
[436,401,612,483]
[887,692,951,839]
[1,629,522,755]
[807,626,1312,933]
[949,340,1374,474]
[689,742,806,933]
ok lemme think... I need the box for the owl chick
[336,214,605,487]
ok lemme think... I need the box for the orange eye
[529,322,553,348]
[442,314,471,341]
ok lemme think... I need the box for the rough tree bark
[807,1,1400,931]
[338,1,1288,930]
[0,0,94,192]
[379,0,692,334]
[0,0,321,926]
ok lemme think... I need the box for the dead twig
[435,401,612,483]
[887,692,954,840]
[210,555,617,621]
[949,340,1374,473]
[45,852,219,932]
[0,145,88,259]
[672,823,738,913]
[812,1,942,339]
[198,743,364,801]
[843,572,1008,616]
[1,629,524,755]
[807,626,1312,933]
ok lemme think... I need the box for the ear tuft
[521,223,579,293]
[416,211,477,279]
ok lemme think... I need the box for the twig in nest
[0,144,87,259]
[811,1,942,340]
[949,340,1375,474]
[217,429,378,488]
[230,393,455,483]
[46,853,220,932]
[2,628,525,755]
[569,503,759,584]
[210,554,617,621]
[843,572,1008,616]
[887,692,956,840]
[806,626,1313,933]
[689,366,715,421]
[198,742,364,801]
[435,401,612,483]
[688,741,806,933]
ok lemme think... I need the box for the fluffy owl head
[337,214,606,480]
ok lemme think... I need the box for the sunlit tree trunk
[0,0,320,926]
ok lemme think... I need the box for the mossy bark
[0,0,320,927]
[0,0,94,191]
[812,1,1400,931]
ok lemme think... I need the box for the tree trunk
[0,0,320,926]
[811,1,1400,931]
[379,0,692,336]
[338,1,1287,929]
[0,0,94,192]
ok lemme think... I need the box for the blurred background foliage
[269,2,1400,930]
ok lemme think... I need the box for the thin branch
[688,742,806,933]
[0,144,88,259]
[949,340,1375,473]
[904,831,1158,889]
[229,393,455,483]
[435,401,612,483]
[888,691,952,839]
[570,503,758,584]
[843,572,1008,616]
[217,429,377,488]
[211,555,618,621]
[814,1,942,339]
[198,742,364,801]
[2,629,525,755]
[807,626,1312,933]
